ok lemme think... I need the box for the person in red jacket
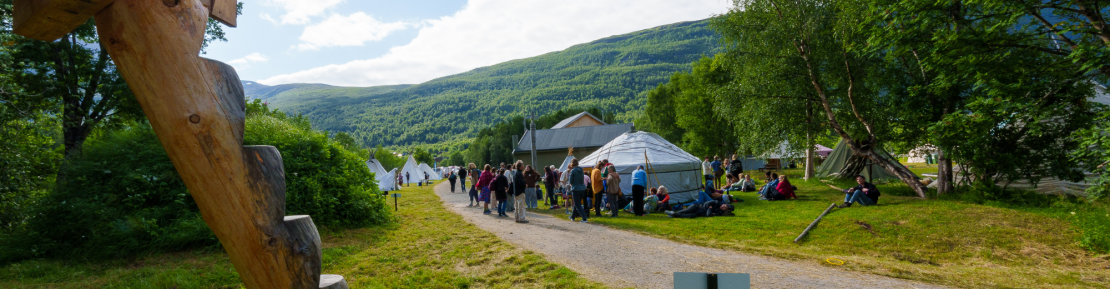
[775,175,797,200]
[656,186,671,212]
[475,164,496,215]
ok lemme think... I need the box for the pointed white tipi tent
[418,163,441,181]
[399,156,422,184]
[579,131,703,204]
[365,157,398,191]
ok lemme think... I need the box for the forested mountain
[257,19,719,147]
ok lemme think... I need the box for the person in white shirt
[702,157,714,187]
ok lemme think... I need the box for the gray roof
[514,123,634,153]
[551,111,606,129]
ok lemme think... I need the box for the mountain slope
[263,19,720,147]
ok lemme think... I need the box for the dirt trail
[433,182,944,288]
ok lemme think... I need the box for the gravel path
[434,182,946,289]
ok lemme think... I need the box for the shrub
[1,102,390,262]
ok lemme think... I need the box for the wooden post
[794,203,837,243]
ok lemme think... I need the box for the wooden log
[283,215,322,286]
[12,0,115,41]
[794,203,837,243]
[201,58,246,144]
[319,275,349,289]
[93,0,330,287]
[200,0,236,27]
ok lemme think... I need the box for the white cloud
[259,12,278,25]
[227,53,268,70]
[261,0,345,25]
[260,0,732,86]
[295,12,411,51]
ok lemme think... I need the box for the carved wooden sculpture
[13,0,347,288]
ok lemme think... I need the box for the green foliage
[254,20,719,147]
[641,55,739,158]
[0,114,61,233]
[4,122,214,262]
[372,145,406,171]
[411,147,433,165]
[0,101,391,263]
[1072,109,1110,201]
[243,100,390,228]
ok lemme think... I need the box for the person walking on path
[606,165,623,217]
[476,164,496,214]
[568,159,589,223]
[631,165,648,216]
[458,166,468,193]
[513,163,529,223]
[524,165,541,209]
[448,170,457,193]
[711,156,723,190]
[466,164,479,206]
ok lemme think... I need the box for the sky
[204,0,734,87]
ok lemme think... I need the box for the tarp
[399,156,422,184]
[579,131,702,204]
[815,139,901,180]
[365,158,398,191]
[418,163,441,181]
[816,144,833,157]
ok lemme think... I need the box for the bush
[1,102,390,262]
[244,106,390,227]
[2,123,214,261]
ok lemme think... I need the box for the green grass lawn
[0,184,604,289]
[531,168,1110,288]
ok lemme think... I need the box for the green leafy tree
[412,147,433,165]
[712,0,928,196]
[862,0,1099,191]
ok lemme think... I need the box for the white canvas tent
[418,163,441,181]
[557,155,575,172]
[579,132,703,204]
[906,145,938,163]
[399,156,422,184]
[365,158,398,191]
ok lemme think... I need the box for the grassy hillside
[243,81,413,112]
[258,19,719,147]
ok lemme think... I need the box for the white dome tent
[579,131,703,204]
[399,156,422,184]
[365,157,398,191]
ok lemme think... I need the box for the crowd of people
[431,154,883,224]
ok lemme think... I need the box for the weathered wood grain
[283,215,322,286]
[200,0,236,27]
[319,275,349,289]
[13,0,115,41]
[93,0,326,287]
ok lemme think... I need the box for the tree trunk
[865,149,928,198]
[837,152,869,180]
[804,140,815,180]
[936,148,953,195]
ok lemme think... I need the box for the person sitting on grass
[656,186,671,212]
[740,174,757,192]
[775,175,797,200]
[758,173,780,200]
[665,199,733,218]
[839,175,880,208]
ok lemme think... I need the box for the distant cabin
[550,112,607,129]
[513,112,632,169]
